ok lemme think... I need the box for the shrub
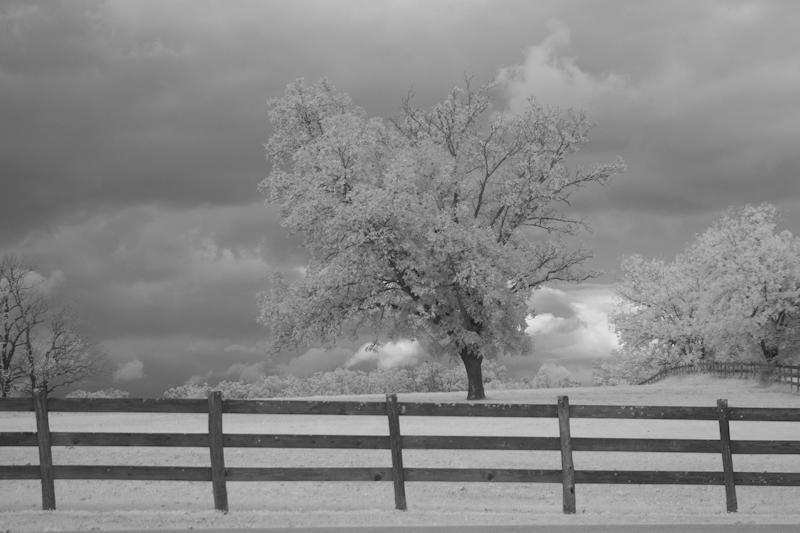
[531,363,581,389]
[592,347,667,386]
[162,383,212,399]
[67,388,130,399]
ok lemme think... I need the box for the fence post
[386,393,407,511]
[717,399,737,513]
[208,391,228,513]
[557,395,576,514]
[33,388,56,510]
[793,366,799,393]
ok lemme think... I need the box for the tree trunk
[760,340,779,363]
[460,347,485,400]
[1,361,8,397]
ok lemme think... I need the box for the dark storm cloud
[3,0,800,394]
[500,7,800,220]
[1,0,267,239]
[0,0,540,241]
[5,1,800,236]
[496,3,800,280]
[15,202,304,339]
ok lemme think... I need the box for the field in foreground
[1,375,800,531]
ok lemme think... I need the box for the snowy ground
[2,375,800,531]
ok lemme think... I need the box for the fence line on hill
[638,362,800,391]
[2,391,800,514]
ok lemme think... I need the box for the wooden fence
[639,362,800,391]
[2,391,800,514]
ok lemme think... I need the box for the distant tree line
[161,360,580,399]
[66,388,129,399]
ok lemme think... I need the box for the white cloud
[273,346,353,378]
[185,370,213,386]
[526,313,568,336]
[40,269,67,294]
[497,20,633,114]
[526,284,620,361]
[345,340,423,369]
[113,359,145,382]
[223,362,267,383]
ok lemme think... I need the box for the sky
[2,0,800,396]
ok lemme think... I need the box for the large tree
[258,78,624,399]
[611,203,800,368]
[0,253,107,396]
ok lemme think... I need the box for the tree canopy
[258,78,624,399]
[611,203,800,373]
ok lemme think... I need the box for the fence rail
[2,391,800,514]
[638,362,800,391]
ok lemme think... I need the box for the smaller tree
[0,253,107,396]
[611,203,800,373]
[685,204,800,363]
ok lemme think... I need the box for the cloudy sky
[3,1,800,396]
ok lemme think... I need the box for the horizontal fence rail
[639,362,800,392]
[1,392,800,514]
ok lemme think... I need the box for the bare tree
[0,253,107,396]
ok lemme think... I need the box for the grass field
[2,375,800,530]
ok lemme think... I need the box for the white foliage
[256,78,623,396]
[530,362,581,389]
[610,203,800,372]
[162,359,530,399]
[67,388,129,399]
[592,346,665,386]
